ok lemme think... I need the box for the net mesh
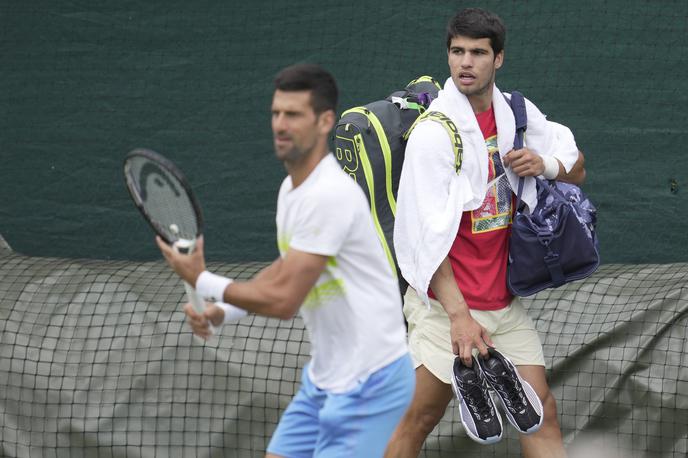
[1,246,686,457]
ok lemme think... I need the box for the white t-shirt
[276,153,408,393]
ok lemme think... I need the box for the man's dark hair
[445,8,506,56]
[274,63,338,114]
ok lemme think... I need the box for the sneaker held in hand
[451,355,503,445]
[478,348,544,435]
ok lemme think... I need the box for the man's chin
[457,84,477,96]
[459,86,490,98]
[275,147,303,163]
[274,144,290,158]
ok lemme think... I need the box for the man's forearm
[197,257,300,320]
[215,251,326,320]
[224,275,300,319]
[430,257,471,319]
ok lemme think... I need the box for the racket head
[123,148,204,245]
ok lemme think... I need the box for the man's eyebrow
[450,45,488,52]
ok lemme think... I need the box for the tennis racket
[123,148,214,333]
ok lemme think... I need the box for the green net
[1,245,687,457]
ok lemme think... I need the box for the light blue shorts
[266,353,415,458]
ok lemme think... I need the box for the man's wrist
[215,301,248,323]
[445,301,471,321]
[541,155,560,180]
[196,271,232,303]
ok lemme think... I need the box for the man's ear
[494,50,505,70]
[318,109,336,134]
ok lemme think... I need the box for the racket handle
[183,280,216,336]
[173,238,216,336]
[184,280,205,312]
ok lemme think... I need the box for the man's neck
[286,149,328,188]
[467,89,493,114]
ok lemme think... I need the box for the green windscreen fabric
[1,0,687,263]
[1,247,687,457]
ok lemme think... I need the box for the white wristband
[196,271,232,303]
[541,155,560,180]
[216,301,248,323]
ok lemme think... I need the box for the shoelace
[460,377,494,420]
[489,371,527,412]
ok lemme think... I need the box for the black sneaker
[477,348,544,434]
[451,356,503,445]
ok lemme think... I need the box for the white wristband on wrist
[541,155,560,180]
[216,301,248,323]
[196,271,232,303]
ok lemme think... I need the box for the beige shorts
[404,288,545,384]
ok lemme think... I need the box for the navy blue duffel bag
[506,92,600,297]
[508,177,599,296]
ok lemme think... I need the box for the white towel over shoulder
[394,78,579,304]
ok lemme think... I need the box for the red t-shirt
[430,105,514,310]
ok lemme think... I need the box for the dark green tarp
[1,1,687,263]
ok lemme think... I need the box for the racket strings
[125,155,200,242]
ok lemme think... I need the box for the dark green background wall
[1,1,686,263]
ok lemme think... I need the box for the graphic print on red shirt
[430,105,514,310]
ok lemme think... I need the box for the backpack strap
[404,111,463,174]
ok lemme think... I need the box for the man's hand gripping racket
[156,235,219,338]
[162,235,213,334]
[123,148,244,337]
